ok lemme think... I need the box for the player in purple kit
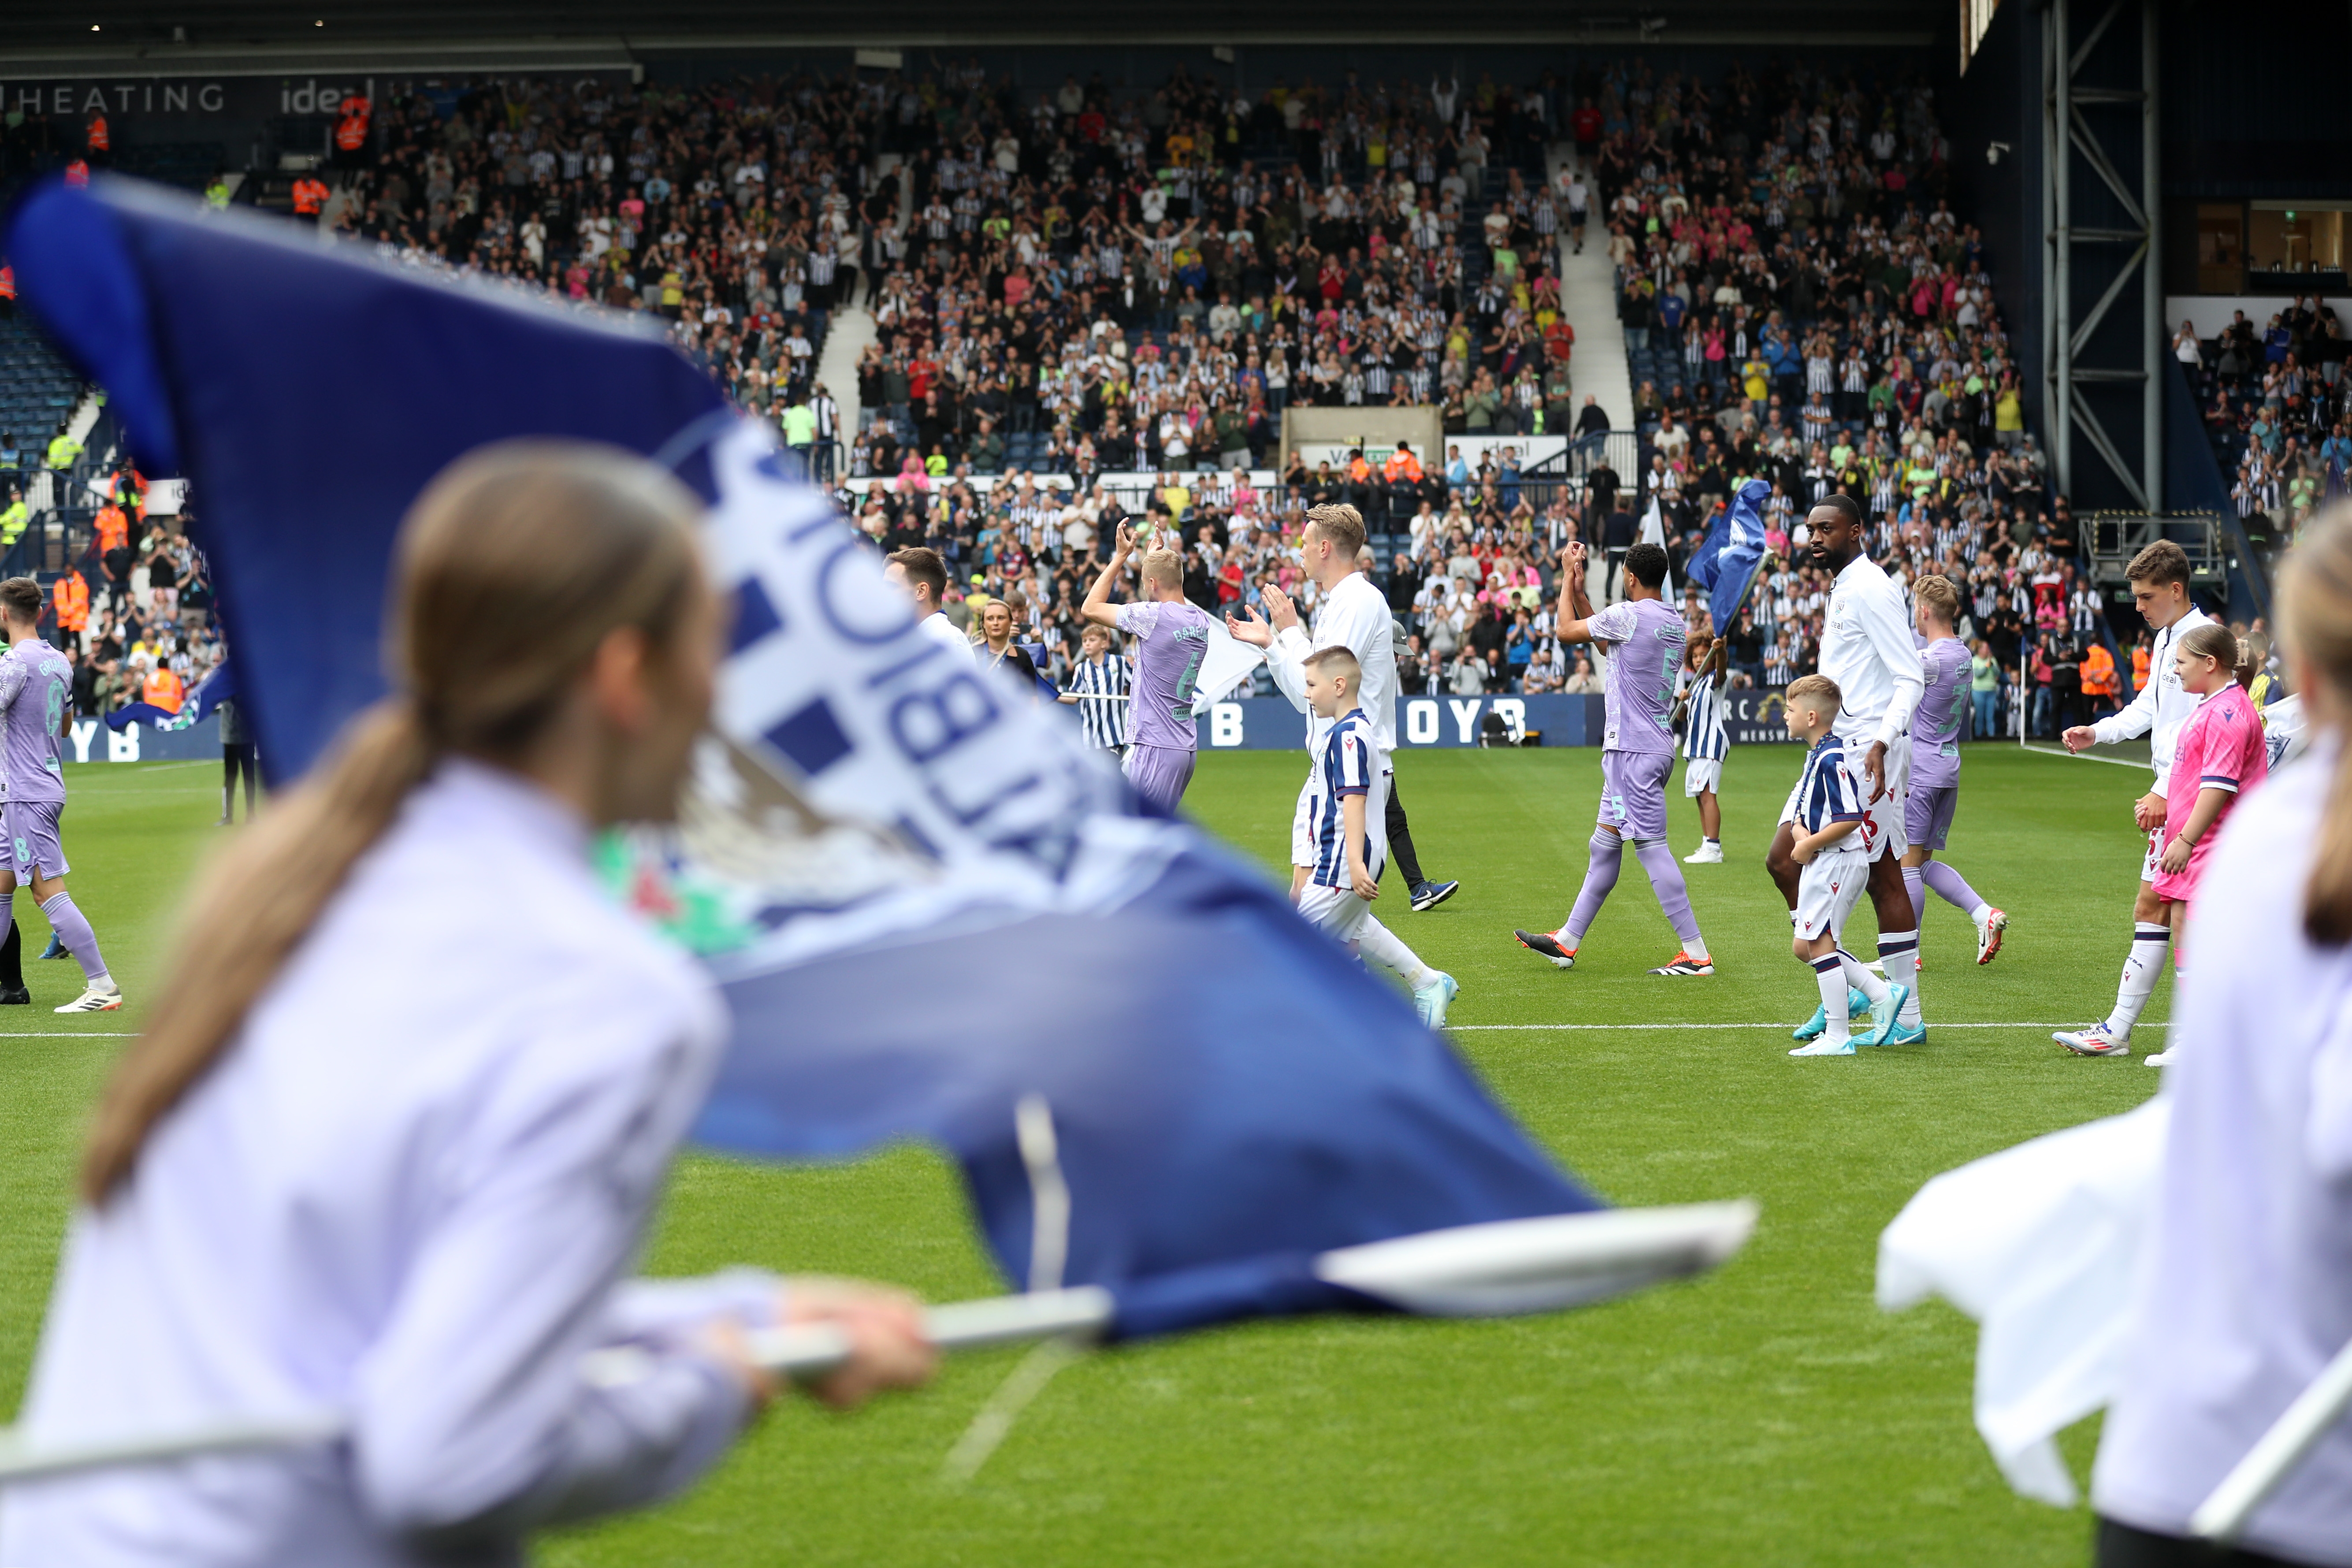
[0,579,116,1012]
[1079,523,1212,813]
[1513,540,1714,975]
[1903,574,2007,964]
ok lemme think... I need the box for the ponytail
[80,440,703,1202]
[81,702,434,1200]
[2281,505,2352,946]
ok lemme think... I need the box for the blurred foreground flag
[10,178,1751,1344]
[1687,476,1772,635]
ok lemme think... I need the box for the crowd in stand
[1585,56,2101,719]
[9,52,2129,714]
[2183,297,2352,549]
[40,470,223,724]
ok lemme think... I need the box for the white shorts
[1684,757,1723,798]
[1296,881,1374,944]
[1795,849,1871,942]
[1780,733,1909,862]
[2140,825,2163,884]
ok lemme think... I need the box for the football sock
[1632,838,1703,947]
[0,914,20,992]
[1562,830,1622,946]
[1810,954,1850,1043]
[2105,924,2172,1037]
[41,893,108,986]
[1902,865,1927,928]
[1357,916,1435,992]
[1836,948,1892,1005]
[1922,860,1989,922]
[1878,929,1921,1026]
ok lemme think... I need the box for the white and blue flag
[11,177,1751,1344]
[1687,476,1772,636]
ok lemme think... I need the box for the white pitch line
[2018,743,2154,770]
[0,1032,137,1037]
[1449,1021,2167,1032]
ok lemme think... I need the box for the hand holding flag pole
[0,1201,1754,1485]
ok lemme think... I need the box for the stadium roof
[3,0,1942,69]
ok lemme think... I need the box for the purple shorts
[1123,743,1197,814]
[1906,783,1958,853]
[1598,750,1673,841]
[5,799,67,882]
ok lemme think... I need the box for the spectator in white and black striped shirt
[1057,622,1133,751]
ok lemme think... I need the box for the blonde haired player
[1903,572,2007,963]
[1297,647,1456,1022]
[1782,675,1907,1057]
[1078,524,1212,812]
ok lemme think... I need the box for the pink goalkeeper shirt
[2153,684,2268,905]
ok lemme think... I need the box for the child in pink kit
[2151,624,2269,1042]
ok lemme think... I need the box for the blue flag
[1686,476,1773,638]
[104,658,232,734]
[9,178,1690,1345]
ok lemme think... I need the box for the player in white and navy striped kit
[1676,632,1730,864]
[1296,647,1397,958]
[1058,621,1132,752]
[1781,676,1902,1056]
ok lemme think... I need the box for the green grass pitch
[0,747,2164,1565]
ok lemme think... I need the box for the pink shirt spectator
[2152,684,2268,906]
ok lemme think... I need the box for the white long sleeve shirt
[2090,605,2215,793]
[0,761,773,1568]
[1263,571,1400,751]
[1819,554,1925,748]
[2092,744,2352,1563]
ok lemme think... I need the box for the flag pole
[0,1286,1118,1488]
[2190,1334,2352,1542]
[0,1200,1761,1487]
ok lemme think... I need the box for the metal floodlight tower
[2042,0,2161,509]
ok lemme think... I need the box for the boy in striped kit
[1296,646,1390,951]
[1903,574,2008,962]
[1057,621,1132,753]
[1297,646,1454,1026]
[1677,632,1729,864]
[1781,676,1905,1057]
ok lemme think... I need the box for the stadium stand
[2181,298,2351,552]
[0,52,2092,726]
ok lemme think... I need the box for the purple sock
[1922,860,1987,917]
[1562,830,1621,944]
[1633,837,1702,945]
[1902,865,1926,927]
[41,892,106,984]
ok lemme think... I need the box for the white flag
[1636,496,1677,597]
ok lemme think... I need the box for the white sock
[1358,916,1435,991]
[1969,902,1991,925]
[2106,924,2171,1037]
[1812,956,1850,1042]
[1879,929,1921,1025]
[1682,934,1710,962]
[1837,948,1891,1005]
